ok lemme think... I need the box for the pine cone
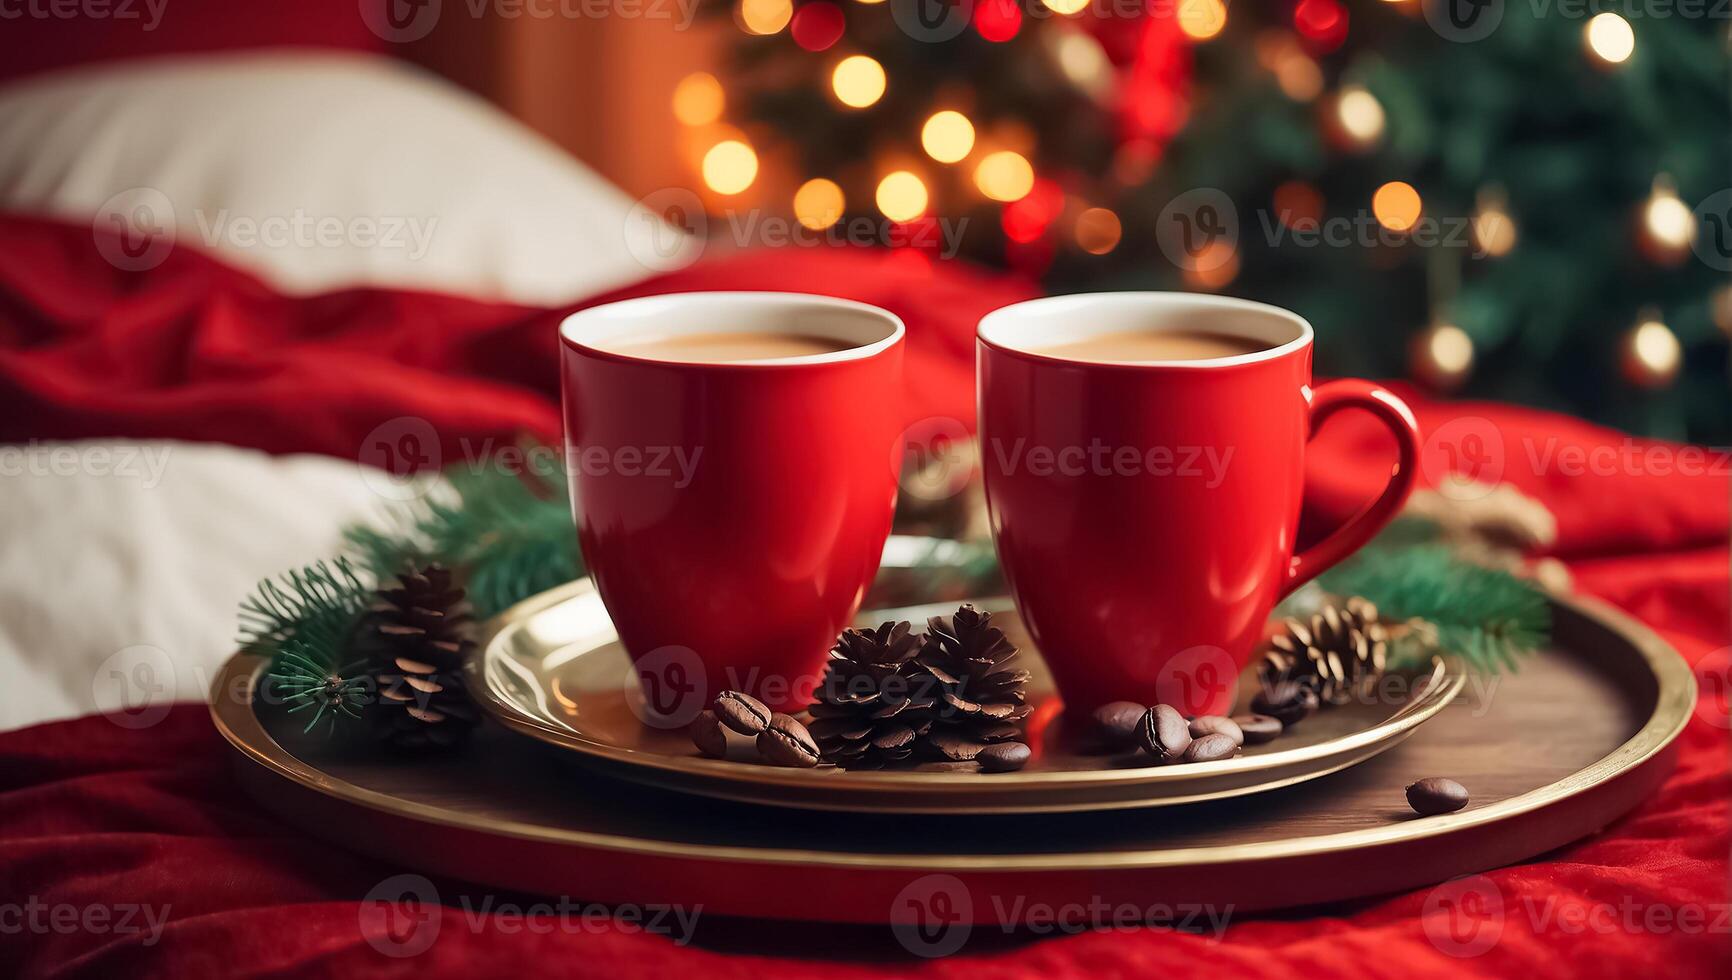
[1260,597,1388,705]
[807,621,938,769]
[368,564,479,750]
[920,604,1030,760]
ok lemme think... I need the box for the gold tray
[470,581,1463,813]
[212,588,1693,921]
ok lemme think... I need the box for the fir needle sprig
[269,641,370,734]
[237,558,370,659]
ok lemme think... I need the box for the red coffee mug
[978,293,1420,717]
[561,292,906,723]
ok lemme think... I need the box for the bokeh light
[1074,207,1122,254]
[876,171,929,221]
[671,73,725,127]
[791,1,846,52]
[974,0,1022,43]
[832,55,887,108]
[737,0,792,35]
[1372,181,1422,232]
[1334,85,1385,148]
[1585,13,1635,65]
[793,178,845,230]
[921,110,976,164]
[975,150,1035,202]
[1177,0,1227,41]
[701,140,758,195]
[1040,0,1088,14]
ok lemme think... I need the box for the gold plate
[469,580,1465,813]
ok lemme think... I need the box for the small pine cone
[371,564,474,671]
[374,654,480,750]
[920,604,1031,760]
[807,621,938,769]
[1260,596,1389,705]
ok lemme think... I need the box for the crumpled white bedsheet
[0,440,395,732]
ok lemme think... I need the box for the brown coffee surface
[1036,328,1268,362]
[605,331,854,362]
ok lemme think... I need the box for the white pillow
[0,51,691,304]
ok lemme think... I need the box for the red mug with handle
[977,293,1421,718]
[561,292,906,725]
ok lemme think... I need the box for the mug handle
[1283,379,1422,595]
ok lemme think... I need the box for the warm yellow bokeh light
[793,178,845,230]
[1628,317,1681,384]
[1473,206,1517,258]
[854,0,885,5]
[701,140,758,195]
[1427,324,1474,378]
[832,55,887,108]
[672,73,725,127]
[1040,0,1089,14]
[1644,186,1695,251]
[1177,0,1227,41]
[921,110,976,164]
[738,0,792,34]
[1074,207,1122,255]
[974,150,1035,202]
[1585,13,1635,64]
[1372,181,1422,232]
[875,171,928,222]
[1335,86,1385,147]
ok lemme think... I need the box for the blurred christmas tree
[684,0,1731,441]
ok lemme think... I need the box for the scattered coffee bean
[1252,681,1319,727]
[1137,704,1192,763]
[1182,733,1239,763]
[978,741,1032,773]
[1232,713,1283,745]
[756,713,820,768]
[1187,715,1244,746]
[1406,777,1469,816]
[688,710,728,758]
[1088,701,1147,751]
[713,690,773,736]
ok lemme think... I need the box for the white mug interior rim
[978,292,1314,369]
[561,291,906,367]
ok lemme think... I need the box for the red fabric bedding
[0,214,1727,977]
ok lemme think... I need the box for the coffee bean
[1232,713,1283,745]
[713,690,772,736]
[1182,733,1239,763]
[1137,704,1192,762]
[1252,682,1318,727]
[688,710,728,758]
[756,713,820,768]
[978,741,1032,773]
[1087,701,1147,751]
[1187,715,1244,746]
[1406,777,1469,815]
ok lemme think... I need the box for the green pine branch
[1317,531,1551,673]
[237,558,370,661]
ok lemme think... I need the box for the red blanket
[1,215,1727,977]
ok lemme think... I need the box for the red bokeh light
[1293,0,1348,54]
[791,1,846,52]
[1001,178,1064,244]
[973,0,1021,43]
